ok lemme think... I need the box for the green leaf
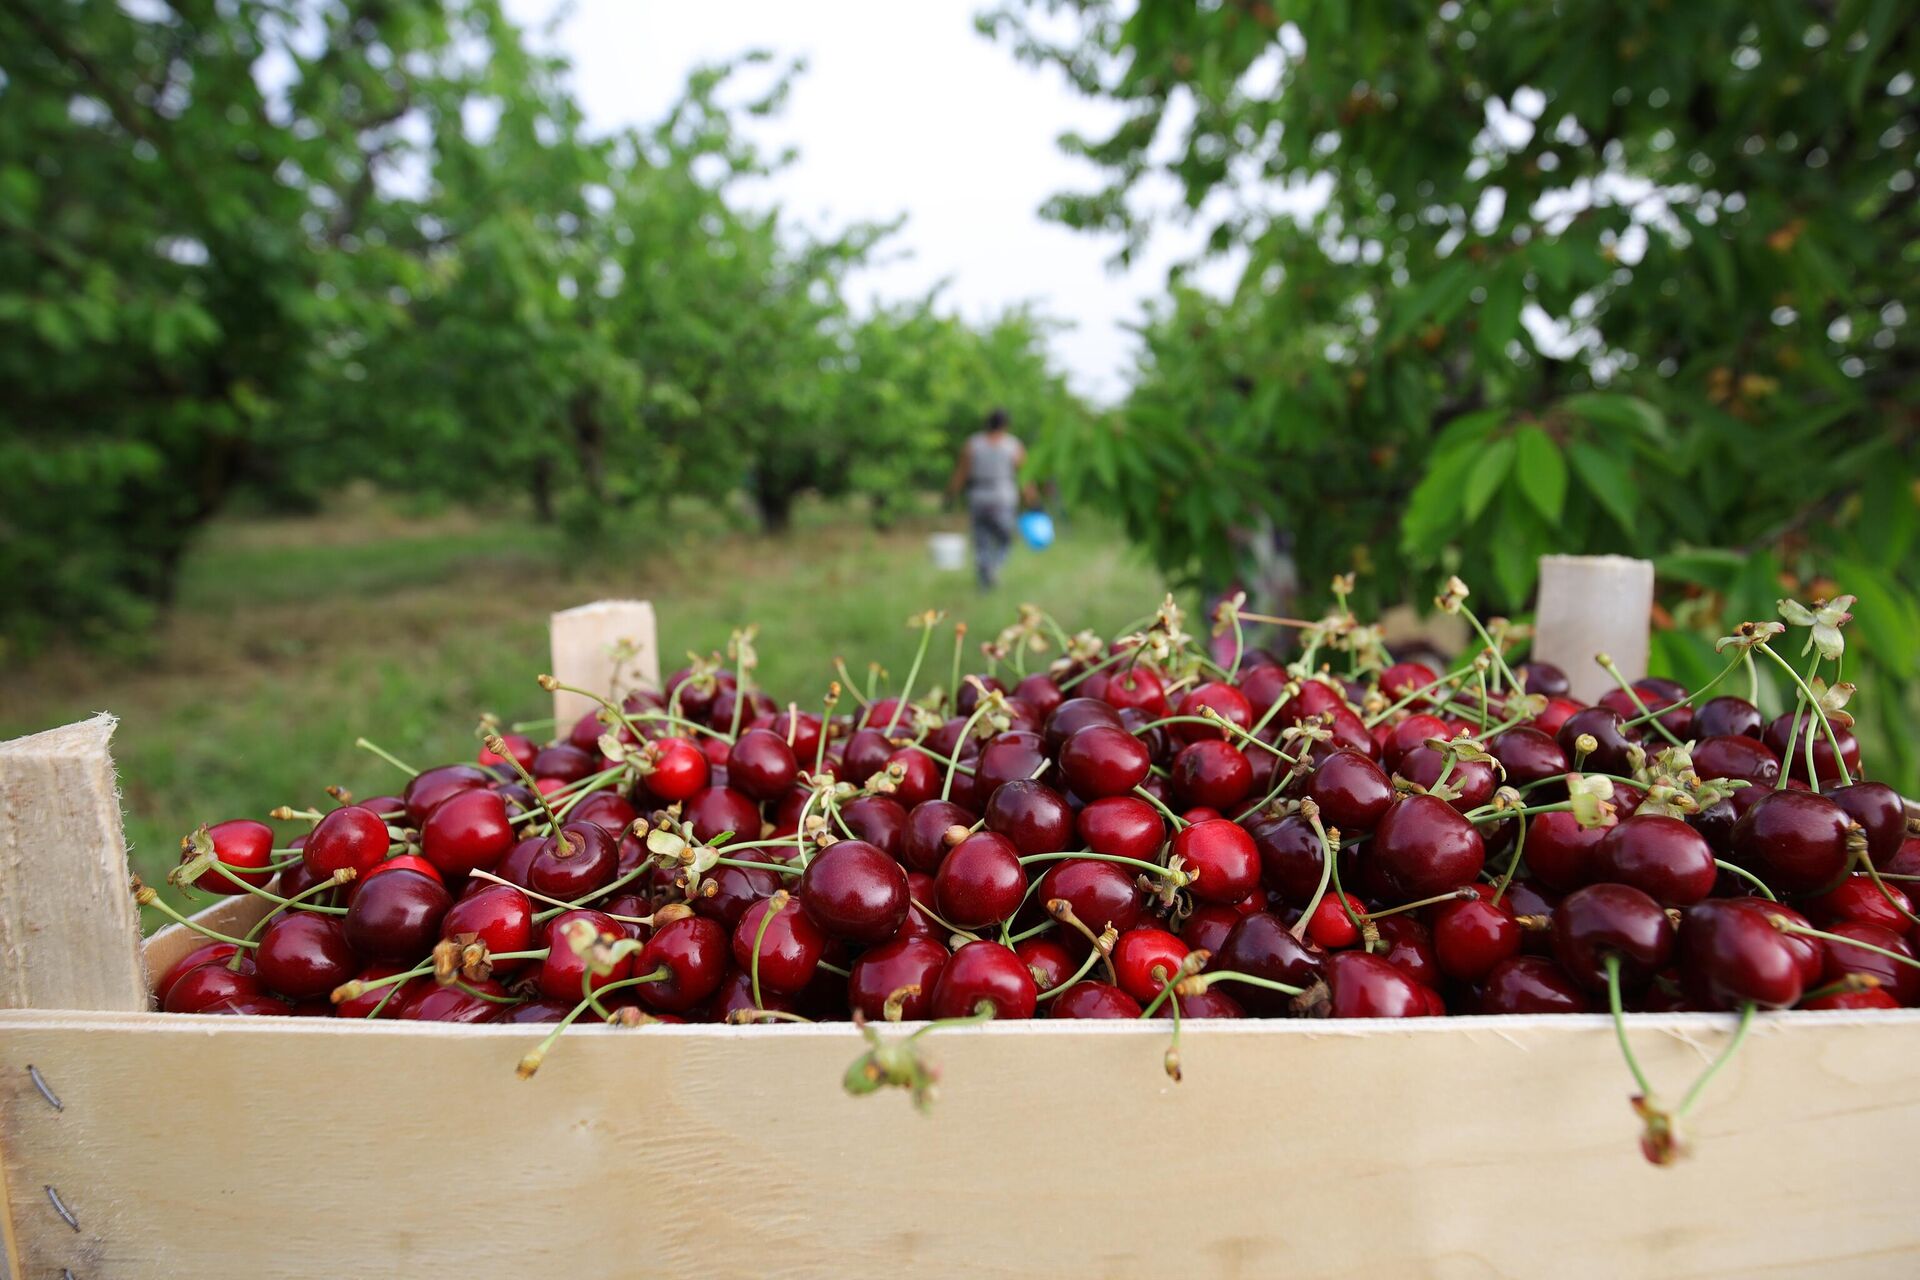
[1463,434,1515,522]
[1512,425,1567,523]
[1567,441,1636,533]
[1564,394,1670,447]
[1400,443,1479,552]
[1479,264,1523,355]
[1381,260,1474,345]
[1490,496,1540,605]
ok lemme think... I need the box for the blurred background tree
[985,0,1919,784]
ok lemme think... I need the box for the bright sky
[501,0,1232,403]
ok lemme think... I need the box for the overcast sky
[499,0,1232,403]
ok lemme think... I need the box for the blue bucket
[1018,509,1056,551]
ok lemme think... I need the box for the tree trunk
[530,456,556,524]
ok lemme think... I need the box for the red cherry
[303,806,391,879]
[1304,893,1365,949]
[1384,713,1451,767]
[930,940,1038,1019]
[255,913,357,1001]
[798,840,909,944]
[883,748,941,810]
[1763,711,1861,787]
[1373,915,1443,989]
[1599,682,1694,740]
[1380,661,1439,705]
[1181,902,1243,954]
[1049,981,1143,1018]
[902,800,974,873]
[1480,956,1591,1014]
[1180,987,1245,1018]
[1551,883,1674,993]
[1015,936,1077,992]
[402,764,493,826]
[1035,857,1147,935]
[1831,782,1907,865]
[440,883,536,974]
[1555,707,1640,775]
[163,956,261,1013]
[1430,895,1522,983]
[1487,728,1570,791]
[934,832,1028,929]
[358,852,442,887]
[1172,818,1260,904]
[1806,987,1900,1010]
[1591,814,1717,907]
[840,794,910,860]
[1103,668,1170,718]
[564,790,636,840]
[1526,697,1584,738]
[1691,735,1781,786]
[1012,673,1066,721]
[402,979,509,1023]
[973,733,1049,797]
[1678,898,1805,1010]
[1730,789,1851,894]
[1371,795,1486,899]
[1321,951,1428,1018]
[536,910,630,1002]
[1059,725,1153,799]
[1394,744,1497,814]
[848,936,949,1021]
[154,941,242,1005]
[1306,749,1394,833]
[682,786,763,845]
[1111,927,1190,1004]
[1808,874,1913,932]
[641,738,710,803]
[1211,912,1324,1013]
[1275,678,1348,727]
[1521,810,1611,893]
[1250,814,1323,904]
[1819,921,1920,1004]
[334,964,423,1018]
[983,780,1074,855]
[690,861,782,930]
[1076,796,1164,861]
[1173,681,1252,743]
[420,788,514,878]
[730,896,827,994]
[180,818,276,894]
[344,867,451,964]
[1170,740,1253,811]
[635,915,729,1012]
[527,822,618,901]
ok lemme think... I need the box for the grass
[0,491,1168,926]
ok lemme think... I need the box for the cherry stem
[749,892,788,1012]
[1016,849,1185,882]
[943,691,992,802]
[1675,1002,1756,1119]
[905,1003,997,1043]
[471,868,652,924]
[1289,805,1339,941]
[713,855,803,877]
[1491,807,1528,907]
[334,960,434,1002]
[910,896,980,943]
[1362,669,1475,729]
[815,685,840,775]
[1713,859,1777,901]
[1594,655,1684,749]
[1005,917,1057,945]
[1237,610,1316,629]
[947,624,967,711]
[1320,811,1372,951]
[133,884,258,948]
[354,737,418,777]
[1034,944,1107,1002]
[1798,974,1879,1004]
[1755,642,1853,789]
[1131,785,1189,831]
[831,658,870,708]
[518,965,670,1079]
[228,870,356,968]
[1057,645,1130,692]
[817,959,851,978]
[1456,603,1522,695]
[205,860,350,915]
[1185,970,1304,998]
[505,766,627,826]
[1604,955,1656,1101]
[1363,887,1479,922]
[488,738,564,830]
[1621,651,1742,729]
[1774,921,1920,971]
[906,741,975,778]
[885,615,939,736]
[623,707,733,743]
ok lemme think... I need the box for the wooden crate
[5,599,1920,1279]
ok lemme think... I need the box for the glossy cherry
[840,794,910,860]
[1015,937,1077,992]
[1730,789,1851,895]
[344,867,452,964]
[1059,725,1152,799]
[440,882,536,973]
[1320,950,1429,1018]
[1035,857,1147,935]
[731,896,828,995]
[1691,735,1781,786]
[1371,795,1486,899]
[1522,809,1611,893]
[1102,668,1170,718]
[1384,713,1452,768]
[1170,740,1253,811]
[1076,795,1164,862]
[1112,928,1190,1004]
[1181,902,1243,954]
[1049,981,1143,1018]
[681,786,764,846]
[984,780,1074,855]
[1044,697,1125,753]
[1394,744,1497,813]
[1487,728,1569,791]
[846,936,948,1022]
[1694,696,1763,740]
[1479,956,1590,1014]
[934,832,1028,928]
[153,941,242,1005]
[1591,814,1717,907]
[798,840,910,944]
[1172,818,1260,904]
[163,956,261,1014]
[640,737,710,803]
[402,979,508,1023]
[255,912,357,1001]
[930,940,1038,1019]
[901,799,973,874]
[419,788,514,879]
[527,822,618,900]
[1172,681,1252,743]
[1551,883,1674,993]
[1431,895,1522,983]
[1831,781,1907,865]
[1763,711,1861,787]
[636,915,730,1013]
[304,805,391,879]
[1678,898,1805,1010]
[1211,912,1323,1014]
[402,764,493,826]
[1511,661,1571,698]
[1249,814,1324,904]
[1555,707,1639,775]
[1807,874,1912,932]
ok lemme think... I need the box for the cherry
[840,728,896,784]
[1730,789,1851,894]
[1691,735,1780,786]
[1044,698,1126,756]
[902,799,974,873]
[493,835,544,890]
[479,733,539,771]
[1479,956,1590,1014]
[1012,673,1065,721]
[702,968,801,1022]
[930,940,1038,1019]
[1722,899,1823,987]
[1431,895,1522,983]
[1112,928,1190,1003]
[1488,728,1570,791]
[1016,936,1077,991]
[1806,987,1901,1011]
[403,764,493,826]
[334,964,422,1018]
[1599,682,1694,739]
[154,941,242,1005]
[358,853,443,889]
[1678,898,1805,1010]
[1250,814,1323,904]
[1522,809,1611,893]
[1076,795,1165,862]
[1592,814,1717,907]
[1059,725,1152,799]
[840,794,910,860]
[1394,744,1496,814]
[1234,665,1291,720]
[419,788,513,879]
[534,909,629,1002]
[1049,981,1143,1018]
[1690,695,1761,740]
[799,840,910,944]
[1830,781,1906,865]
[402,980,508,1023]
[984,780,1074,855]
[345,868,451,964]
[1304,893,1365,949]
[566,791,637,840]
[682,786,763,845]
[691,861,781,929]
[1102,667,1170,718]
[636,915,730,1012]
[1181,902,1243,954]
[711,688,777,732]
[255,913,358,1001]
[1320,951,1429,1018]
[527,822,618,901]
[163,956,261,1014]
[640,737,709,803]
[1276,678,1348,727]
[1212,912,1323,1014]
[1173,818,1260,904]
[304,805,391,879]
[884,748,941,809]
[934,832,1028,928]
[180,818,276,894]
[1371,795,1486,899]
[1373,915,1443,989]
[1179,988,1245,1018]
[1551,883,1674,993]
[1036,857,1147,935]
[1555,706,1639,775]
[1526,697,1584,738]
[1384,713,1451,768]
[1170,740,1253,811]
[199,993,290,1017]
[1819,921,1920,1004]
[1380,660,1439,705]
[1504,879,1560,956]
[731,896,827,994]
[1763,711,1861,787]
[848,937,949,1021]
[1172,681,1252,744]
[1808,874,1912,932]
[1512,661,1571,698]
[440,882,536,973]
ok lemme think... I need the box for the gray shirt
[966,431,1023,507]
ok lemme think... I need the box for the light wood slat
[548,600,659,729]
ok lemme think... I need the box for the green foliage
[988,0,1920,786]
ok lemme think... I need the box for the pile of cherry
[149,589,1918,1160]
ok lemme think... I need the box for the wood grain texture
[1533,555,1655,702]
[549,600,659,728]
[2,1008,1919,1279]
[0,718,148,1013]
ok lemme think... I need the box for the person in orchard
[947,407,1038,589]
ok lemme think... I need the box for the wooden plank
[549,600,660,729]
[1,1009,1918,1278]
[1533,555,1655,703]
[0,718,148,1013]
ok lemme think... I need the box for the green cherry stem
[354,738,419,777]
[1604,954,1656,1101]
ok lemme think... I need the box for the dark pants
[969,499,1016,588]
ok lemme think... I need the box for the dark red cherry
[1431,896,1522,983]
[1527,697,1584,738]
[401,979,508,1023]
[984,780,1074,855]
[1011,673,1065,721]
[799,840,910,944]
[1036,858,1146,935]
[1049,981,1143,1018]
[1556,707,1639,775]
[731,896,827,994]
[1211,912,1323,1014]
[727,728,801,802]
[1807,874,1912,933]
[702,967,800,1023]
[1383,713,1452,770]
[1694,696,1763,740]
[840,794,910,859]
[1059,725,1152,799]
[1679,899,1805,1010]
[440,883,536,974]
[1321,950,1428,1018]
[1725,899,1822,986]
[1488,728,1569,791]
[682,786,763,845]
[848,936,949,1021]
[163,958,264,1014]
[564,790,636,840]
[691,861,781,929]
[1373,914,1442,988]
[154,941,243,1005]
[255,914,357,1001]
[1394,744,1497,814]
[1276,678,1348,727]
[1522,809,1612,893]
[527,822,618,901]
[1831,781,1906,865]
[1181,902,1243,954]
[402,764,492,826]
[1044,697,1126,754]
[1371,795,1486,899]
[1819,921,1920,1004]
[1076,795,1164,862]
[1599,682,1693,740]
[1592,814,1717,907]
[333,964,422,1019]
[1179,987,1244,1018]
[902,799,973,873]
[1479,956,1590,1014]
[1379,660,1439,705]
[304,806,391,879]
[1102,667,1170,718]
[634,915,729,1012]
[1806,987,1901,1011]
[930,940,1038,1019]
[1172,818,1260,904]
[840,728,896,784]
[1016,936,1077,992]
[1730,789,1851,895]
[344,868,451,964]
[1763,711,1862,788]
[531,744,597,786]
[1551,883,1674,992]
[1511,661,1571,698]
[1691,735,1781,786]
[420,788,514,879]
[1250,814,1324,905]
[1236,664,1291,718]
[1170,740,1254,811]
[881,748,940,810]
[1172,681,1252,744]
[1112,928,1190,1004]
[934,832,1028,928]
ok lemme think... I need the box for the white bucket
[928,531,967,572]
